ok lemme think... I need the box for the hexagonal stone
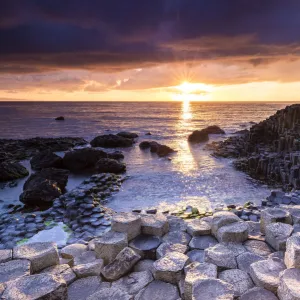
[101,247,141,281]
[244,240,273,257]
[40,264,76,285]
[0,259,31,283]
[217,221,248,243]
[112,270,153,295]
[73,259,104,278]
[240,287,279,300]
[223,242,247,256]
[236,252,264,273]
[135,280,180,300]
[2,273,67,300]
[167,216,188,232]
[153,251,190,284]
[0,249,12,263]
[86,287,132,300]
[13,242,59,273]
[111,213,141,241]
[186,250,205,263]
[133,259,155,274]
[219,269,254,297]
[74,251,97,266]
[260,208,292,234]
[265,222,293,251]
[186,219,211,236]
[67,276,110,300]
[285,234,300,268]
[249,258,286,293]
[269,251,285,260]
[61,244,87,259]
[278,268,300,300]
[211,211,240,237]
[246,221,263,240]
[162,230,191,245]
[184,262,217,300]
[129,235,161,259]
[189,235,218,250]
[205,243,237,270]
[94,231,128,265]
[141,214,169,237]
[192,278,234,300]
[156,242,188,259]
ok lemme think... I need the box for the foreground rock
[13,242,59,273]
[265,222,293,251]
[188,125,225,143]
[2,273,67,299]
[91,134,134,148]
[240,287,279,300]
[62,148,108,172]
[111,213,141,240]
[139,141,175,157]
[96,158,126,174]
[0,259,31,283]
[277,268,300,300]
[284,234,300,268]
[40,264,76,285]
[30,149,63,170]
[0,161,29,181]
[129,235,161,259]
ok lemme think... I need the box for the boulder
[217,221,248,243]
[0,161,29,181]
[285,234,300,268]
[133,259,155,274]
[94,231,128,265]
[40,264,76,285]
[260,208,292,234]
[153,251,190,284]
[135,280,180,300]
[219,269,254,297]
[96,158,126,174]
[74,251,97,266]
[203,125,225,135]
[265,222,293,251]
[249,258,286,293]
[223,242,247,256]
[240,287,279,300]
[67,276,109,300]
[186,219,212,236]
[2,273,67,300]
[139,141,175,157]
[244,240,273,257]
[129,235,161,259]
[162,230,191,245]
[117,132,138,139]
[108,151,124,160]
[73,259,104,278]
[156,242,188,259]
[184,262,217,300]
[211,211,240,237]
[186,250,205,263]
[13,242,59,273]
[189,235,218,250]
[0,259,31,283]
[141,214,169,237]
[62,148,108,172]
[236,252,264,273]
[101,247,141,281]
[112,270,153,295]
[112,213,141,241]
[0,249,12,263]
[188,126,225,143]
[90,134,133,148]
[204,243,237,270]
[30,150,63,170]
[87,287,133,300]
[168,216,188,232]
[277,268,300,300]
[61,243,88,260]
[55,116,65,121]
[192,278,234,300]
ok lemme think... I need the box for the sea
[0,101,295,213]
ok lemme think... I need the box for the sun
[177,81,196,94]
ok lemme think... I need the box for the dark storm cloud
[1,0,300,73]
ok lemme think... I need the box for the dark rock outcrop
[30,150,63,170]
[55,116,65,121]
[213,104,300,190]
[188,126,225,143]
[0,161,29,182]
[62,148,108,172]
[96,158,126,174]
[117,132,138,139]
[139,141,175,157]
[0,137,87,161]
[90,134,133,148]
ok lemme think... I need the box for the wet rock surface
[30,149,63,170]
[0,161,29,182]
[91,134,134,148]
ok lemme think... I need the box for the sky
[1,0,300,102]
